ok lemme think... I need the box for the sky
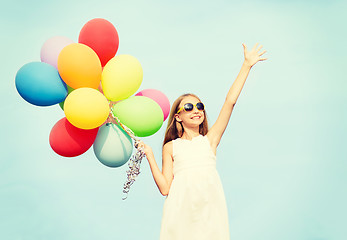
[1,0,347,239]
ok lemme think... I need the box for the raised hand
[242,43,267,68]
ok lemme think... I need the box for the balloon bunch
[15,18,170,198]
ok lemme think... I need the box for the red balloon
[78,18,119,67]
[49,117,99,157]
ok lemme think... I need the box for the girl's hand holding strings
[242,43,267,68]
[137,140,153,158]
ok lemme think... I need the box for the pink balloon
[136,89,170,121]
[40,36,74,69]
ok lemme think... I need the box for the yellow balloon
[58,43,102,89]
[64,88,109,129]
[101,54,143,101]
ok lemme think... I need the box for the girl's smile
[191,114,202,120]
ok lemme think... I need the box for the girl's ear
[174,114,182,122]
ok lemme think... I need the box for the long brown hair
[163,93,209,145]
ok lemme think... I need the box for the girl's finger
[257,45,263,52]
[137,140,144,147]
[252,43,259,51]
[242,43,248,52]
[259,50,267,56]
[259,57,268,61]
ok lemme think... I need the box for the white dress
[160,135,230,240]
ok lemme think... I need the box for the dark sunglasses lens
[184,103,194,111]
[196,102,204,110]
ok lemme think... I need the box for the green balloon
[112,96,164,137]
[59,85,74,110]
[93,124,133,168]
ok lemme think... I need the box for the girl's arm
[207,43,267,150]
[139,141,174,196]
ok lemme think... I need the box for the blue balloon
[15,62,67,106]
[93,123,133,168]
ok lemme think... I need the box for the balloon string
[109,110,145,200]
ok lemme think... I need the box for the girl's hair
[163,93,208,146]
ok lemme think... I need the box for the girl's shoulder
[163,140,173,155]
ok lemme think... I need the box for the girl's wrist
[243,60,253,69]
[145,150,154,159]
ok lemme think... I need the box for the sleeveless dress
[160,135,230,240]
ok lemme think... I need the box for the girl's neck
[181,128,200,140]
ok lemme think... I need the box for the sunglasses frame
[177,102,205,114]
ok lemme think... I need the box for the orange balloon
[58,43,102,89]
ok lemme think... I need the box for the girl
[139,43,267,240]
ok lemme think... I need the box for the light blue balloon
[15,62,67,106]
[93,123,133,168]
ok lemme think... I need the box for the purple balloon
[40,36,74,69]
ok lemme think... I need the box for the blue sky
[1,0,347,239]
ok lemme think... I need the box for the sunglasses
[177,102,205,114]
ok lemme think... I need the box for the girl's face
[175,96,205,127]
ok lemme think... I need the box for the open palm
[243,43,267,67]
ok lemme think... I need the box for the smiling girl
[139,43,267,240]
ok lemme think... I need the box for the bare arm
[138,141,174,196]
[207,43,267,149]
